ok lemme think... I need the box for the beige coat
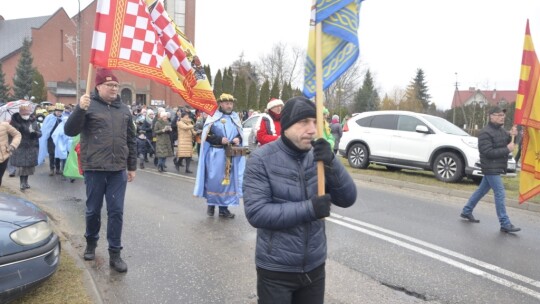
[176,117,195,158]
[0,122,22,163]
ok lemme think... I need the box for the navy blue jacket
[243,138,356,273]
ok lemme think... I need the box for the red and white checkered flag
[92,0,165,69]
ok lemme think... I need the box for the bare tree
[325,61,364,115]
[257,42,303,91]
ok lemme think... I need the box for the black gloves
[311,194,332,219]
[312,138,334,166]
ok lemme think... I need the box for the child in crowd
[136,130,154,169]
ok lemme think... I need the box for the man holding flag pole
[243,1,360,302]
[66,0,218,272]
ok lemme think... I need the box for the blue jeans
[84,170,127,250]
[462,174,511,227]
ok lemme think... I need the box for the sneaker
[460,213,480,223]
[207,206,215,216]
[219,209,235,219]
[500,224,521,233]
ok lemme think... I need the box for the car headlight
[462,138,478,149]
[10,221,52,245]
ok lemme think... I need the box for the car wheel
[385,166,402,172]
[433,152,464,183]
[347,143,369,169]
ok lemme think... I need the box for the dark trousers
[84,170,127,250]
[0,159,8,186]
[256,264,325,304]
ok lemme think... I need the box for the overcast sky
[3,0,540,110]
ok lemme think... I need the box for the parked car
[241,113,263,151]
[338,110,516,183]
[0,193,61,303]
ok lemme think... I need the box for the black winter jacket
[243,138,356,273]
[478,122,511,175]
[64,91,137,171]
[10,113,41,167]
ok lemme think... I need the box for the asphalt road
[6,161,540,304]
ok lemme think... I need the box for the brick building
[0,0,196,107]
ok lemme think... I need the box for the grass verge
[11,242,93,304]
[339,157,540,204]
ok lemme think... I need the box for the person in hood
[65,68,137,273]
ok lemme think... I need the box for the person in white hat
[255,98,284,146]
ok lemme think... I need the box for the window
[397,115,425,132]
[370,115,398,130]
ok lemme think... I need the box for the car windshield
[423,115,470,136]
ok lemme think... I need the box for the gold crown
[217,93,236,102]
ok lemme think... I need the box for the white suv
[338,110,515,183]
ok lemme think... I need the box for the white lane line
[327,215,540,300]
[330,213,540,288]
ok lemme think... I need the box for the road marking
[139,168,196,181]
[328,213,540,300]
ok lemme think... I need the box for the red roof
[451,88,516,108]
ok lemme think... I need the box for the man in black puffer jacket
[65,68,137,273]
[243,96,357,304]
[460,106,520,233]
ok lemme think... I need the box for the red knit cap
[95,68,118,85]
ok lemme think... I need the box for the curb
[350,172,540,213]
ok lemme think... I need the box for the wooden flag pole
[315,22,325,196]
[85,63,94,96]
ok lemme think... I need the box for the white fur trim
[266,99,284,110]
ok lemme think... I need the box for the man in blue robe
[193,93,245,218]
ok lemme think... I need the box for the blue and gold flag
[303,0,362,98]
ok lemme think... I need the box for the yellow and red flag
[91,0,217,115]
[515,20,540,203]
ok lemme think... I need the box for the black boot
[158,164,163,172]
[109,249,128,273]
[19,176,25,191]
[185,158,193,174]
[207,205,215,216]
[84,240,97,261]
[23,176,30,189]
[219,207,235,219]
[140,162,145,169]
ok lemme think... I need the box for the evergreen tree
[409,68,431,112]
[0,63,10,102]
[31,69,47,102]
[213,70,223,98]
[258,79,271,111]
[13,38,34,99]
[270,78,280,100]
[222,67,234,94]
[352,70,379,113]
[233,75,247,111]
[247,83,258,111]
[204,65,212,86]
[280,82,291,102]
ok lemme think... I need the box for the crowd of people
[1,67,525,303]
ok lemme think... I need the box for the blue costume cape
[51,117,72,160]
[37,114,60,165]
[193,110,245,206]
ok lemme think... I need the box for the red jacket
[256,114,281,146]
